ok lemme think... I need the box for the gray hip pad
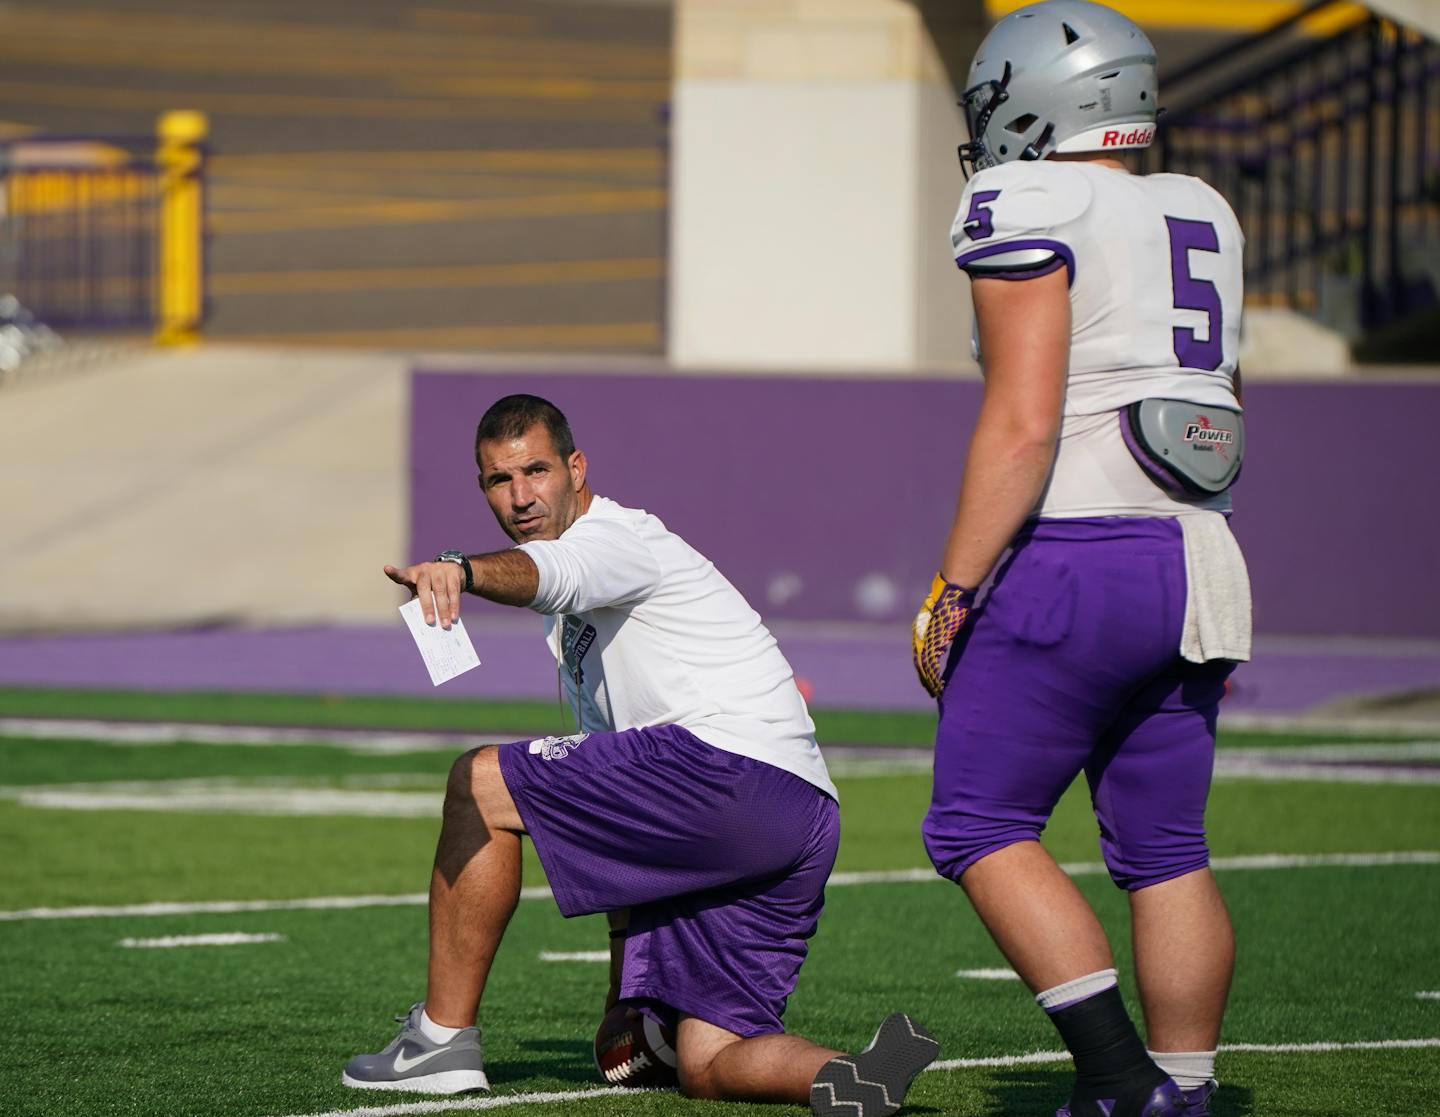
[1121,399,1244,497]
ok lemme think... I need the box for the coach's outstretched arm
[384,550,540,628]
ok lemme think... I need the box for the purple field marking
[0,625,1435,718]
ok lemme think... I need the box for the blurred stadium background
[0,0,1435,719]
[0,3,1438,1116]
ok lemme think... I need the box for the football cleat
[342,1003,489,1095]
[1181,1081,1216,1115]
[810,1013,940,1117]
[1056,1076,1187,1117]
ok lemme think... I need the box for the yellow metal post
[155,110,206,346]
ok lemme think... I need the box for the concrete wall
[0,345,408,632]
[411,369,1440,640]
[8,347,1434,642]
[668,0,982,372]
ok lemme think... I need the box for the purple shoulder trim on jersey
[962,256,1067,282]
[954,238,1075,287]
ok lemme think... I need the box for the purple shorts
[922,517,1235,891]
[498,724,839,1037]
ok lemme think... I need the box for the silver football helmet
[958,0,1158,176]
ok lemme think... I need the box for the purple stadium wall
[410,372,1440,641]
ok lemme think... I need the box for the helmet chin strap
[1019,122,1056,162]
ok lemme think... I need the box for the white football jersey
[517,496,836,799]
[951,160,1245,516]
[953,160,1243,413]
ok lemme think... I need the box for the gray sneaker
[342,1004,490,1095]
[811,1013,940,1117]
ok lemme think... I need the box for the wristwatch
[434,550,474,593]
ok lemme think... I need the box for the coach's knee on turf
[673,1017,741,1101]
[675,1042,730,1100]
[675,1058,725,1101]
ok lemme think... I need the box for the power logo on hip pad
[1183,415,1236,458]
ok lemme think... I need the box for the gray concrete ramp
[0,346,408,631]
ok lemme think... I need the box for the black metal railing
[1142,2,1440,336]
[0,121,206,337]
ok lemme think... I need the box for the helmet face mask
[957,62,1012,178]
[956,0,1158,178]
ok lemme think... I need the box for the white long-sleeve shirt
[517,495,837,799]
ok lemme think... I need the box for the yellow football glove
[912,573,976,698]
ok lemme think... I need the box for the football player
[912,3,1251,1116]
[343,394,939,1117]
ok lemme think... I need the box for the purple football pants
[922,517,1234,891]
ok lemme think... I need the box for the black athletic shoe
[810,1013,940,1117]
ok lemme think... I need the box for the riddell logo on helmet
[1101,126,1155,147]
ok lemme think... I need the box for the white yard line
[2,850,1435,923]
[1417,992,1440,1001]
[829,850,1440,888]
[117,932,285,948]
[7,715,1439,761]
[3,720,1438,793]
[1221,713,1440,737]
[1226,742,1440,761]
[955,968,1021,980]
[5,783,446,816]
[0,717,509,754]
[1219,1037,1440,1053]
[0,887,552,922]
[928,1036,1440,1072]
[930,1050,1072,1071]
[1213,742,1440,784]
[267,1038,1440,1117]
[24,729,1435,822]
[538,951,609,963]
[270,1086,647,1117]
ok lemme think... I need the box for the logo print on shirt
[528,733,590,760]
[560,615,597,685]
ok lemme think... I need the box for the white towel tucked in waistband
[1179,511,1253,664]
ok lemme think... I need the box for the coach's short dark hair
[476,394,576,459]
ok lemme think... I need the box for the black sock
[1046,986,1166,1102]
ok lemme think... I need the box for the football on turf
[593,1004,678,1088]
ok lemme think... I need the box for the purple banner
[410,371,1440,640]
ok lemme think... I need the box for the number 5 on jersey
[963,190,1002,241]
[1166,216,1223,372]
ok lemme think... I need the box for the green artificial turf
[0,690,1437,1116]
[3,685,1431,749]
[1,869,1437,1116]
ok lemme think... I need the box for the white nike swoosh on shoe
[393,1046,451,1073]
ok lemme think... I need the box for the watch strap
[434,550,474,593]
